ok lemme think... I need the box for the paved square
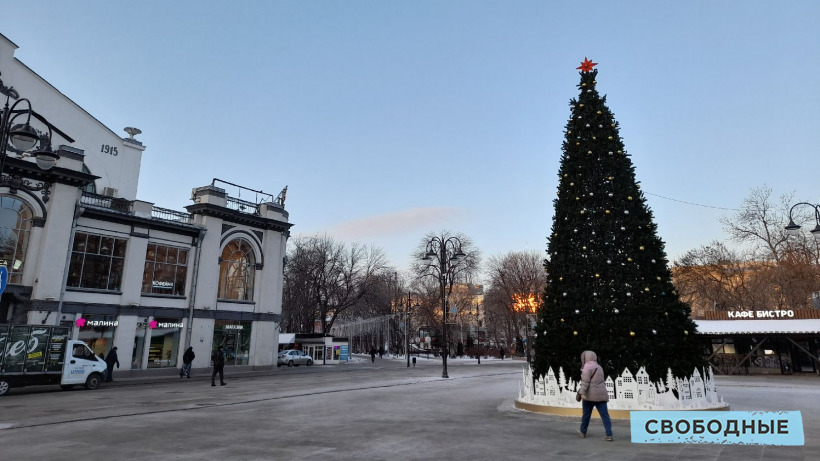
[0,357,816,460]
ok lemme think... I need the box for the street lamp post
[474,302,481,365]
[0,73,61,176]
[406,291,411,368]
[421,236,467,379]
[525,313,535,364]
[785,202,820,241]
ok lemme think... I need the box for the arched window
[217,238,256,301]
[82,164,96,194]
[0,196,34,284]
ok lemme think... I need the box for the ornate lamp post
[405,291,414,368]
[785,202,820,241]
[0,72,61,177]
[420,236,467,378]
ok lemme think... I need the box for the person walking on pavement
[370,348,376,363]
[211,346,226,386]
[105,347,119,382]
[575,350,613,441]
[499,347,505,361]
[181,346,195,378]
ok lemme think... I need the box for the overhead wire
[644,191,739,211]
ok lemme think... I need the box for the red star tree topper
[576,57,597,72]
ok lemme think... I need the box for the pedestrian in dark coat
[181,346,195,378]
[211,346,226,386]
[499,347,505,361]
[370,348,376,363]
[105,347,119,382]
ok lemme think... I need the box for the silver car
[277,349,313,367]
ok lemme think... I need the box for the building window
[82,164,96,194]
[142,243,189,295]
[623,376,632,383]
[625,391,634,399]
[147,318,182,368]
[213,321,252,365]
[217,238,255,301]
[0,196,33,284]
[67,232,127,291]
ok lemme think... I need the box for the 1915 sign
[101,144,118,156]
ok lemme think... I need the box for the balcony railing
[81,191,132,213]
[151,206,192,224]
[81,191,194,226]
[226,195,259,215]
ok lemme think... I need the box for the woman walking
[575,350,613,441]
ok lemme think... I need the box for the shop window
[67,232,127,291]
[142,243,189,295]
[0,196,33,284]
[147,318,182,368]
[217,238,256,301]
[76,315,117,357]
[213,321,252,366]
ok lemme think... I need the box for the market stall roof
[695,319,820,335]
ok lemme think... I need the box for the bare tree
[282,234,388,334]
[674,186,820,313]
[484,250,547,352]
[719,185,815,262]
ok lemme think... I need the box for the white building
[0,33,290,372]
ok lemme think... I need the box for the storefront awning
[695,319,820,335]
[279,333,295,344]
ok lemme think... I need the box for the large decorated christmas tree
[532,59,704,382]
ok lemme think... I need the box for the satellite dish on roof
[124,127,142,139]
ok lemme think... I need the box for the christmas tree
[532,58,704,383]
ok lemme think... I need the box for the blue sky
[3,1,819,277]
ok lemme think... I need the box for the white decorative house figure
[544,368,560,397]
[604,376,615,400]
[516,364,728,418]
[635,367,655,405]
[678,376,692,401]
[689,368,705,400]
[615,368,638,402]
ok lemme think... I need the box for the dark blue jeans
[580,400,613,436]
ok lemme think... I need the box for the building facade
[695,309,820,375]
[0,33,290,372]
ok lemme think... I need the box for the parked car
[277,350,313,367]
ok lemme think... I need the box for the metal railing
[81,191,132,213]
[151,206,192,224]
[226,195,259,214]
